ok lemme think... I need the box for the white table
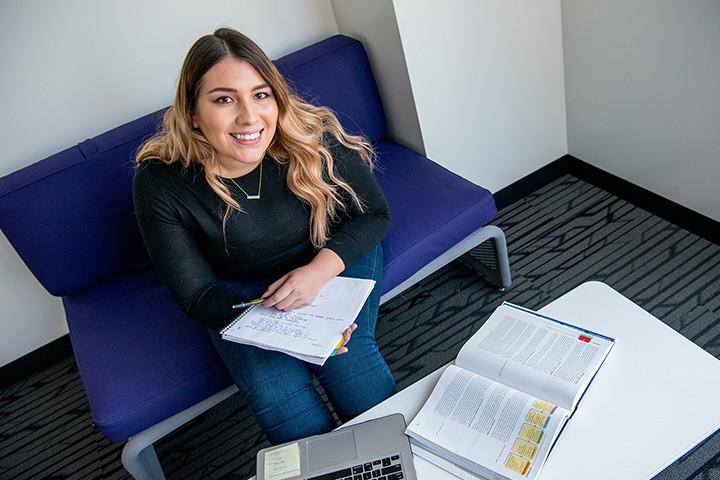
[345,281,720,479]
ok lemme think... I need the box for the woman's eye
[255,91,271,100]
[214,96,233,104]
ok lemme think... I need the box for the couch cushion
[0,109,164,296]
[275,35,386,144]
[375,140,497,294]
[63,267,232,441]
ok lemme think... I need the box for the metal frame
[121,224,511,479]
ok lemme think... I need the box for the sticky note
[531,399,556,414]
[512,438,538,460]
[526,409,549,428]
[519,423,544,444]
[331,337,345,356]
[264,442,301,480]
[505,453,531,476]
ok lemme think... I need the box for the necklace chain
[227,160,263,200]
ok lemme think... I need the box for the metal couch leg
[489,225,512,291]
[381,224,512,303]
[119,385,238,479]
[122,441,165,480]
[461,225,512,291]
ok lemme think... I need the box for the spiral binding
[220,305,258,334]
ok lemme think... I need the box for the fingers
[261,275,288,308]
[264,284,307,311]
[262,273,315,311]
[271,279,307,311]
[261,263,332,312]
[335,323,357,356]
[264,291,293,310]
[344,323,357,341]
[275,293,304,311]
[262,277,297,309]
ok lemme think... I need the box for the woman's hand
[336,323,358,355]
[261,264,329,311]
[261,248,345,311]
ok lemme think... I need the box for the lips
[229,129,263,143]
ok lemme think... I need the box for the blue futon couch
[0,35,510,479]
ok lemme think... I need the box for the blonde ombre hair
[136,28,374,249]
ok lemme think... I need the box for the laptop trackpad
[306,430,357,470]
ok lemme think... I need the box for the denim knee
[209,330,336,443]
[254,384,337,444]
[315,342,398,420]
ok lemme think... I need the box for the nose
[235,99,258,125]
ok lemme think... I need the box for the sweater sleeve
[324,139,390,268]
[132,164,244,331]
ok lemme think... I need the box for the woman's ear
[192,115,198,129]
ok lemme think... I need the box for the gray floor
[1,174,719,479]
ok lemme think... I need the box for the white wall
[331,0,425,153]
[0,0,339,367]
[392,0,568,192]
[563,0,720,221]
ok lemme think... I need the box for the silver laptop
[256,413,417,480]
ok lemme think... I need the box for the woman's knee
[209,332,336,443]
[210,331,312,400]
[244,381,338,444]
[318,354,398,420]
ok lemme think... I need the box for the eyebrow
[206,83,271,95]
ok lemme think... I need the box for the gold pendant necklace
[227,160,263,200]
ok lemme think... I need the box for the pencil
[232,298,265,309]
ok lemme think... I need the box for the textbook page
[221,277,374,363]
[406,365,569,480]
[455,303,614,411]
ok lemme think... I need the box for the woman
[132,27,398,444]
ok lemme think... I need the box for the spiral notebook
[220,276,376,365]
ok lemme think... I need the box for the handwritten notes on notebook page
[221,276,375,365]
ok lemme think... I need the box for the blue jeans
[208,244,398,444]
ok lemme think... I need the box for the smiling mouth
[229,129,263,142]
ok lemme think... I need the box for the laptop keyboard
[307,454,405,480]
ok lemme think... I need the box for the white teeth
[231,132,261,141]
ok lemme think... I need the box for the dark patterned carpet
[1,174,719,479]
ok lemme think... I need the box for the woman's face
[193,57,278,177]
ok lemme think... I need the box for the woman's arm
[261,138,389,310]
[323,138,390,267]
[133,164,245,331]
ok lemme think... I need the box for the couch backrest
[276,35,386,143]
[0,35,386,297]
[0,111,162,296]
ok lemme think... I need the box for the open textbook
[405,302,614,480]
[220,276,375,366]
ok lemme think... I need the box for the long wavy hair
[136,27,374,249]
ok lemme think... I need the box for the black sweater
[132,139,390,331]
